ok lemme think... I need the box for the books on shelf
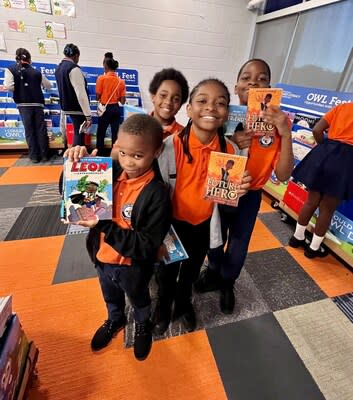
[61,157,113,223]
[246,88,283,135]
[162,225,189,265]
[204,151,248,207]
[0,295,12,338]
[224,105,247,136]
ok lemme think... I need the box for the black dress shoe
[304,245,328,259]
[288,235,306,248]
[152,299,172,336]
[194,267,221,293]
[220,280,235,314]
[91,317,126,351]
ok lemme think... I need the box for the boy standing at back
[65,114,172,361]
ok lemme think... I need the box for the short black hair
[237,58,271,82]
[149,68,189,105]
[15,48,31,62]
[119,114,163,149]
[63,43,80,58]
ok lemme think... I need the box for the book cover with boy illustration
[246,88,283,135]
[224,104,247,136]
[62,157,113,222]
[162,225,189,265]
[204,151,248,207]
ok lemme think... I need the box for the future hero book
[246,88,283,135]
[205,151,247,207]
[61,157,113,222]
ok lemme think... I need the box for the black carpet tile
[15,153,63,166]
[258,211,295,246]
[206,314,325,400]
[244,247,327,311]
[333,292,353,323]
[4,204,67,240]
[0,167,7,177]
[52,233,97,284]
[0,184,37,209]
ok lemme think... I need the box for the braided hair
[103,52,119,71]
[178,78,230,163]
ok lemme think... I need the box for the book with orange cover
[204,151,248,207]
[246,88,283,135]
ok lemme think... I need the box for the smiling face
[111,130,161,179]
[151,80,182,125]
[186,82,229,137]
[235,60,271,105]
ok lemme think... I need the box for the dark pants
[156,218,210,307]
[208,189,262,281]
[18,106,49,160]
[96,104,120,154]
[69,114,86,146]
[96,262,153,323]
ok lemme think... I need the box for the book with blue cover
[225,105,247,136]
[61,157,113,223]
[162,225,189,265]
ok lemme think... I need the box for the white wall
[0,0,256,124]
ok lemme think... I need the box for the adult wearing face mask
[4,48,52,163]
[55,43,92,146]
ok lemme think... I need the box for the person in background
[55,43,92,146]
[149,68,189,138]
[95,52,126,155]
[289,102,353,258]
[195,59,294,315]
[4,48,51,163]
[63,114,172,361]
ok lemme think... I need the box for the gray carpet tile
[52,233,97,284]
[0,207,23,241]
[4,204,67,240]
[258,211,295,245]
[275,299,353,400]
[0,184,37,209]
[207,314,325,400]
[0,167,7,177]
[244,247,327,311]
[15,154,63,166]
[27,183,62,206]
[333,292,353,323]
[124,268,271,348]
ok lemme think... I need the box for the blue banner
[276,83,353,114]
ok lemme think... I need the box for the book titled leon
[205,151,247,207]
[246,88,282,135]
[61,157,113,223]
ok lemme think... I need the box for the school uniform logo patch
[122,204,133,220]
[259,135,274,147]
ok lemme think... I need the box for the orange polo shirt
[172,128,235,225]
[96,72,126,105]
[324,103,353,145]
[96,169,155,265]
[150,112,184,139]
[247,131,281,190]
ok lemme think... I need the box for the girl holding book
[195,59,294,314]
[289,102,353,258]
[152,78,251,335]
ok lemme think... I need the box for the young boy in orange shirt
[64,114,171,361]
[149,68,189,138]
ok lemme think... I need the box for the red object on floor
[283,181,308,215]
[66,123,91,146]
